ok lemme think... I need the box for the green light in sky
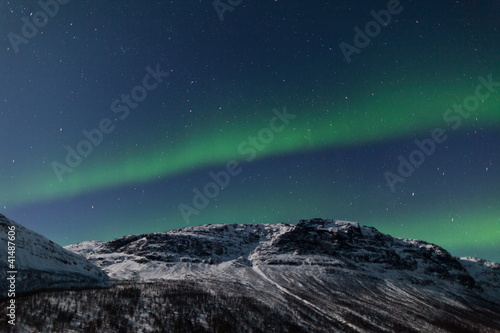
[3,77,500,207]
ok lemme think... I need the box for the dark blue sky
[1,0,499,262]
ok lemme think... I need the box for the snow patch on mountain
[0,213,109,295]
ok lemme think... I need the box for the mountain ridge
[65,218,500,299]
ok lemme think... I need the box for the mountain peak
[297,218,360,229]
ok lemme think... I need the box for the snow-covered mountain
[4,217,499,332]
[66,219,499,295]
[0,213,109,295]
[58,218,500,331]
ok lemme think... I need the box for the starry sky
[1,1,499,262]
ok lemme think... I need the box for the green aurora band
[4,78,500,208]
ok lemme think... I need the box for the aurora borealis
[1,1,499,262]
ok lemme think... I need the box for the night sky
[1,1,499,262]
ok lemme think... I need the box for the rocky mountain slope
[55,218,500,332]
[0,213,109,295]
[66,219,499,296]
